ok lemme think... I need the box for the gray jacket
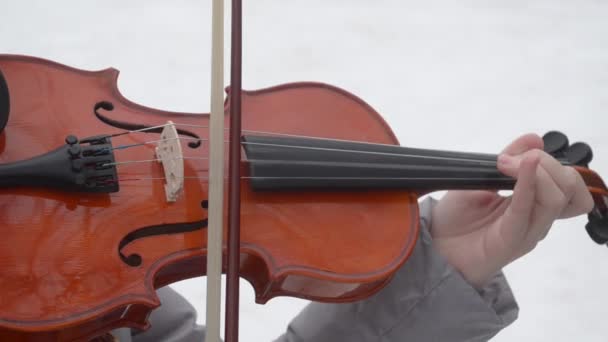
[113,198,519,341]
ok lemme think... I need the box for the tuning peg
[586,210,608,246]
[565,142,593,167]
[543,131,569,157]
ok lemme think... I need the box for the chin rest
[0,69,9,133]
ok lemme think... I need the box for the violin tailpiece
[0,134,119,193]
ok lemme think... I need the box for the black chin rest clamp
[0,69,9,133]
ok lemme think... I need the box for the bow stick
[225,0,243,341]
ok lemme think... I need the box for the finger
[530,151,593,218]
[492,154,539,260]
[536,163,594,218]
[498,150,593,219]
[503,152,574,250]
[556,167,594,218]
[499,155,560,259]
[524,165,564,244]
[508,176,591,262]
[501,133,544,156]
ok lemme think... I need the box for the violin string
[110,136,205,151]
[241,176,514,180]
[108,122,209,138]
[105,136,570,168]
[116,176,207,182]
[241,143,569,166]
[108,134,502,166]
[103,153,500,169]
[114,176,513,182]
[241,142,500,166]
[102,156,209,167]
[106,122,361,141]
[103,122,570,166]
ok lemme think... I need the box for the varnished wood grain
[0,55,418,341]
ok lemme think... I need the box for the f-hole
[118,200,210,267]
[118,219,208,267]
[93,101,202,148]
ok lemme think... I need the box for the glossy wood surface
[0,55,419,341]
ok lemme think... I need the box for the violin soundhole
[93,101,203,148]
[118,219,208,267]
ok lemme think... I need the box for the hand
[430,133,594,289]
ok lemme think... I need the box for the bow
[206,1,243,341]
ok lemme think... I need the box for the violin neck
[242,135,517,193]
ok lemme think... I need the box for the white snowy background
[2,1,607,341]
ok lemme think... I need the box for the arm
[274,197,518,342]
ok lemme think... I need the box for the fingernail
[498,154,514,167]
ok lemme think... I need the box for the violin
[0,53,606,341]
[2,2,608,341]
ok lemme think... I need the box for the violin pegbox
[584,173,608,247]
[543,131,608,247]
[155,121,184,202]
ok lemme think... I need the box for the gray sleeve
[275,197,519,342]
[112,286,207,342]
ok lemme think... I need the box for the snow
[2,1,607,341]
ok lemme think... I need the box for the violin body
[0,55,419,341]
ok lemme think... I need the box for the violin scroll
[543,131,608,246]
[587,208,608,245]
[579,168,608,246]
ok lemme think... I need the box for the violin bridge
[155,121,184,202]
